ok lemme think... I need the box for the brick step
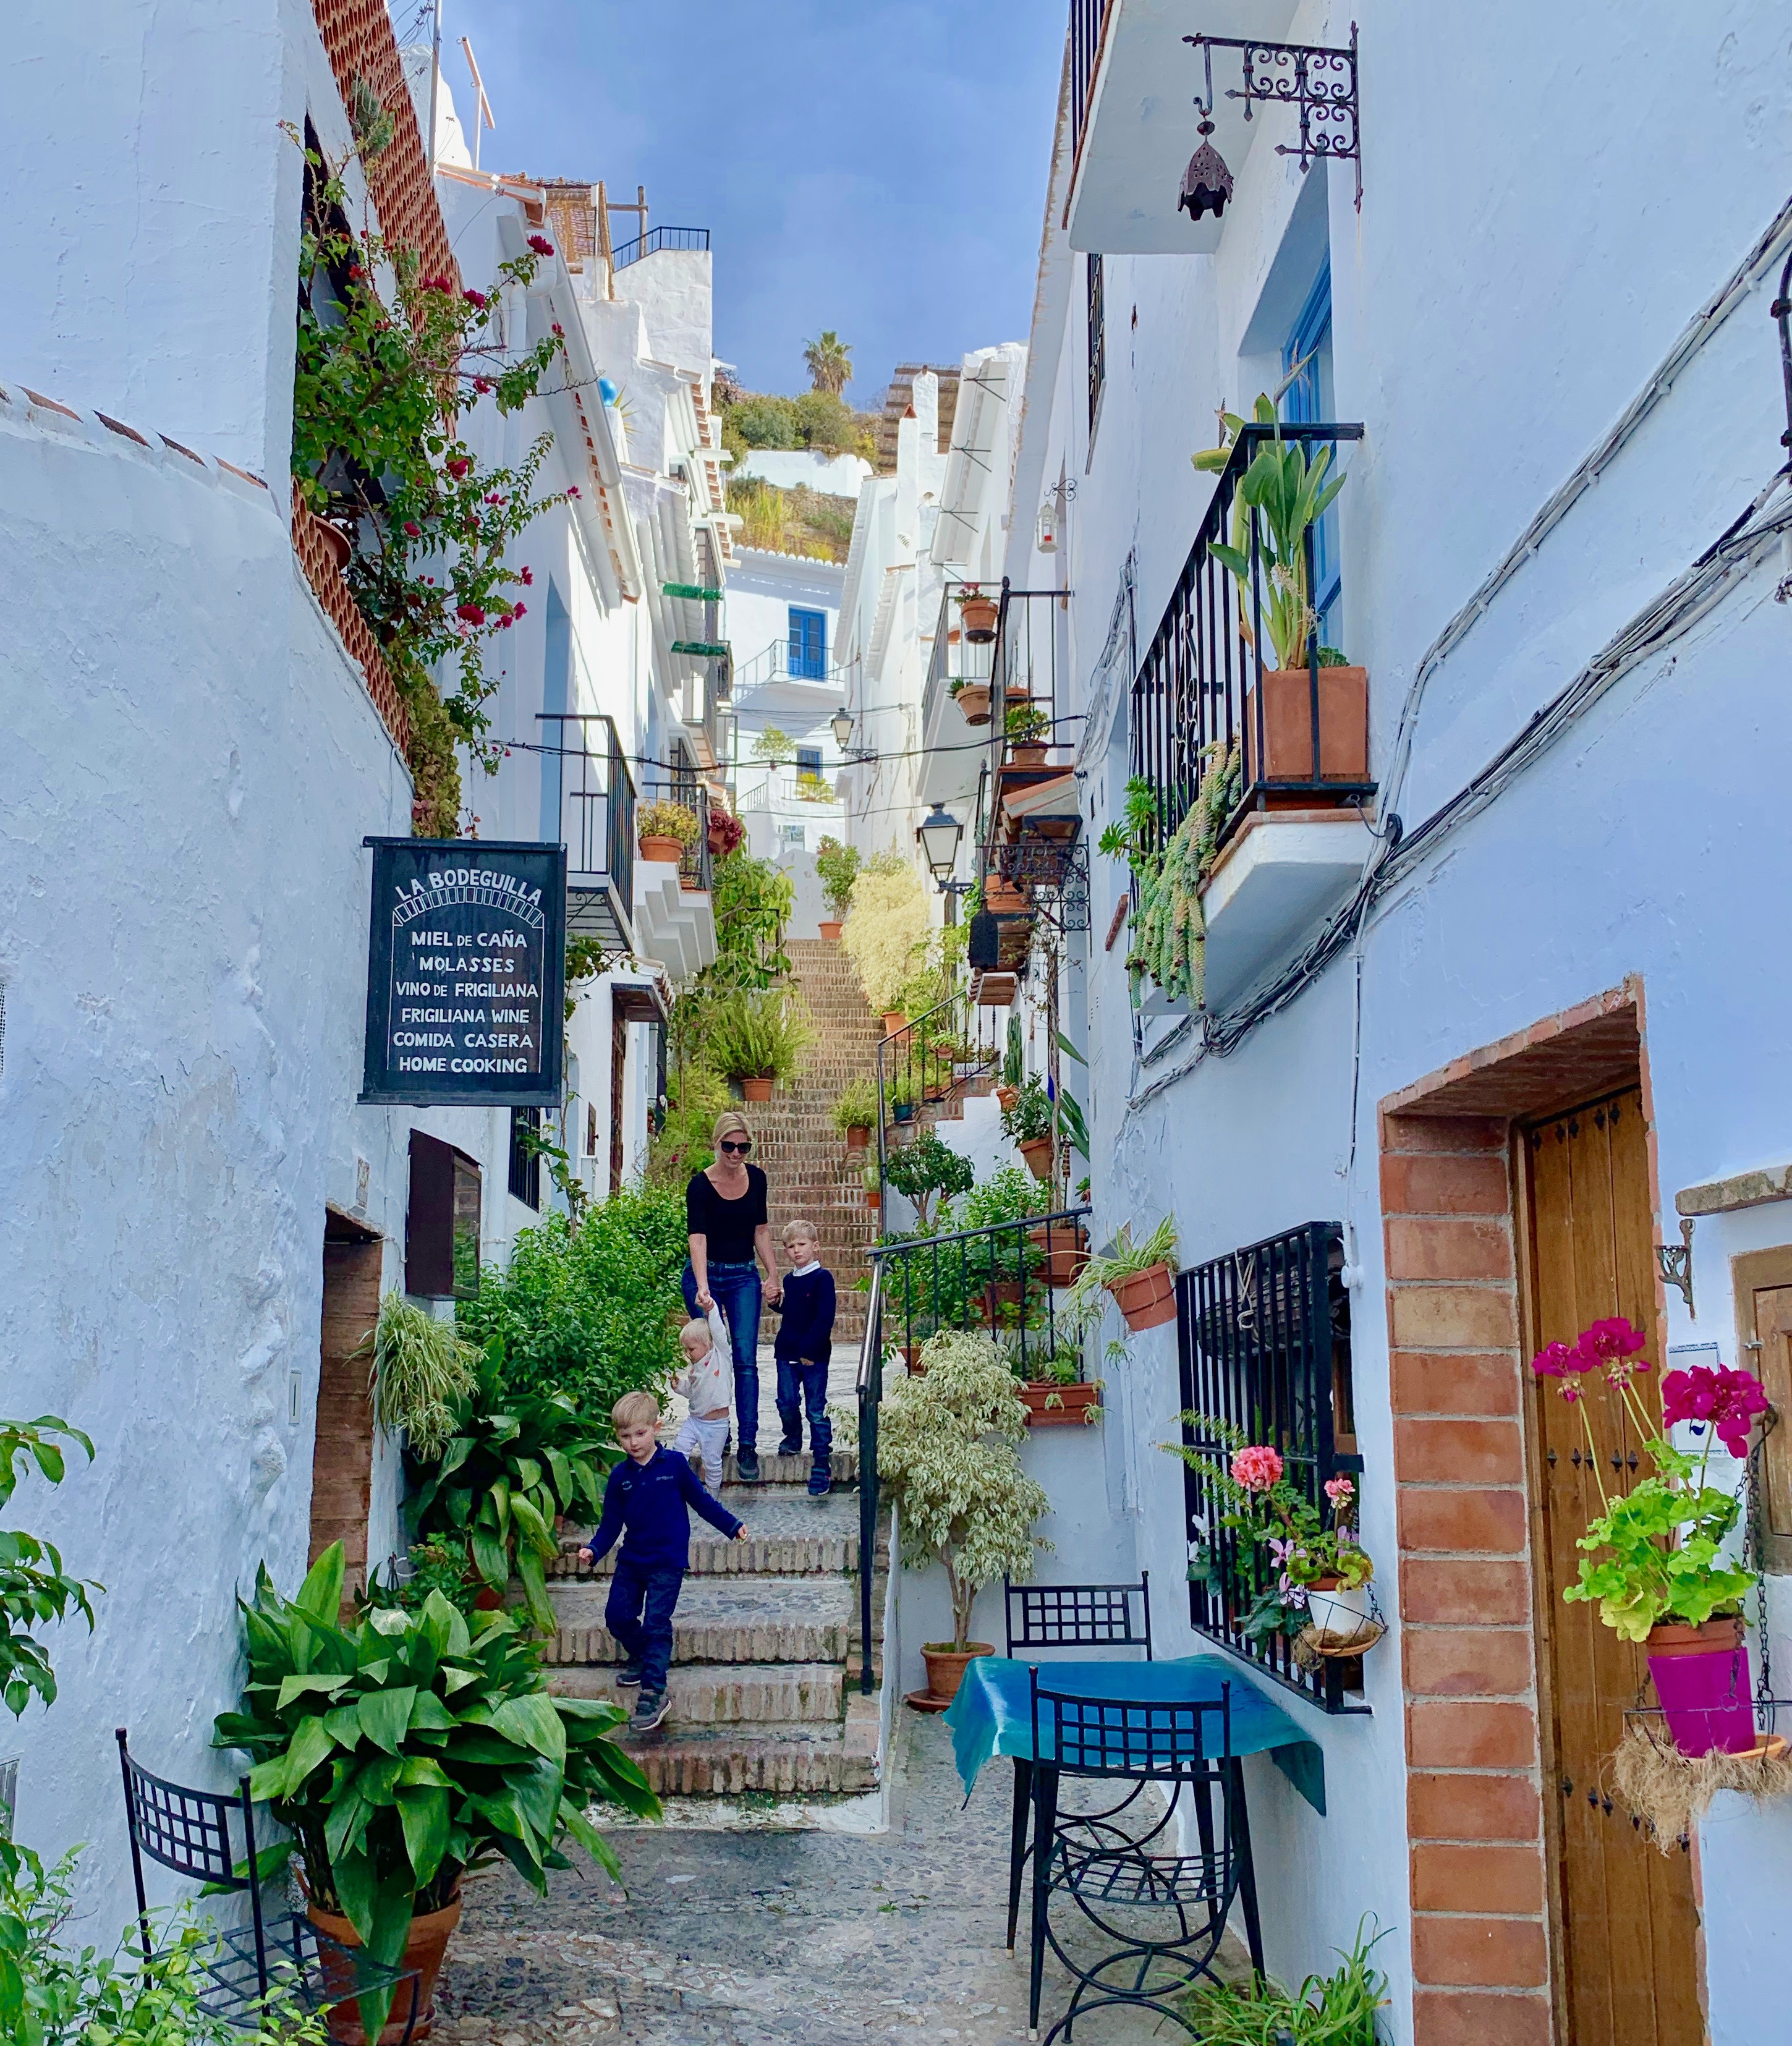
[545,1573,878,1668]
[614,1721,880,1797]
[553,1490,875,1579]
[546,1659,846,1725]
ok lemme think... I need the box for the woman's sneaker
[615,1663,643,1688]
[631,1690,669,1733]
[807,1464,832,1496]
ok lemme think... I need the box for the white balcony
[634,859,716,982]
[1066,0,1298,255]
[1199,810,1370,1008]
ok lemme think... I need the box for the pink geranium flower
[1231,1445,1283,1492]
[1662,1364,1769,1459]
[1531,1339,1584,1378]
[1576,1318,1648,1366]
[1323,1475,1354,1509]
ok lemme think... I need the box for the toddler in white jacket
[671,1303,733,1493]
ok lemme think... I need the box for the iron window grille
[508,1105,542,1210]
[1087,253,1106,436]
[1177,1221,1368,1713]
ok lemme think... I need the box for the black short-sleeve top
[686,1165,769,1265]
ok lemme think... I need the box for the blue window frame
[788,608,827,680]
[1281,263,1341,647]
[796,746,823,778]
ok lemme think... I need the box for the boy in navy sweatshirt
[578,1390,746,1733]
[772,1219,836,1496]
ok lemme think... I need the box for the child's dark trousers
[606,1556,684,1694]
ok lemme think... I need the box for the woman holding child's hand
[684,1110,779,1482]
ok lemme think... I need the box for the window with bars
[508,1105,542,1210]
[1086,253,1105,436]
[1176,1220,1367,1713]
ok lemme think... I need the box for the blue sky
[420,0,1065,400]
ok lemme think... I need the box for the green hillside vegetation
[726,475,857,562]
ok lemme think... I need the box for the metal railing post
[857,1260,885,1694]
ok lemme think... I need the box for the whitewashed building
[948,5,1792,2044]
[728,546,849,862]
[0,0,720,1922]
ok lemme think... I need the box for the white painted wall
[736,449,872,498]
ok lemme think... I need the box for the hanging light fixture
[830,708,855,751]
[916,804,964,883]
[1178,40,1234,222]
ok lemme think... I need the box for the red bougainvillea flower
[519,566,533,585]
[1231,1445,1284,1493]
[1662,1364,1770,1459]
[527,234,554,256]
[511,601,526,619]
[485,492,506,506]
[446,456,470,480]
[402,520,421,538]
[456,601,485,626]
[462,287,487,309]
[471,376,491,394]
[566,484,580,498]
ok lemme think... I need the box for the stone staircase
[544,1452,888,1798]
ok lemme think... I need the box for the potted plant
[408,1339,611,1631]
[861,1329,1050,1701]
[638,798,700,866]
[995,1016,1024,1113]
[1195,396,1366,789]
[214,1545,656,2043]
[881,1129,976,1231]
[956,584,998,643]
[984,871,1030,915]
[1170,1422,1381,1665]
[1003,698,1051,767]
[862,1160,882,1215]
[702,989,812,1101]
[707,803,745,860]
[1017,1351,1102,1427]
[1069,1216,1179,1331]
[949,676,992,725]
[1532,1318,1769,1755]
[833,1076,879,1152]
[1000,1076,1055,1181]
[815,835,860,941]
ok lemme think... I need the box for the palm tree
[803,331,852,397]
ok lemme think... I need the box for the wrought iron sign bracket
[1183,23,1362,211]
[1656,1216,1694,1316]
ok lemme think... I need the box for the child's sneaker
[807,1464,831,1496]
[615,1663,643,1688]
[631,1690,669,1733]
[776,1436,802,1458]
[736,1447,761,1482]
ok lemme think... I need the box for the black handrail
[611,226,710,269]
[873,988,1004,1232]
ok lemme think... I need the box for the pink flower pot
[1646,1618,1757,1756]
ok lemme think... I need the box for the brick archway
[1378,982,1671,2045]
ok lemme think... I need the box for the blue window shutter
[788,608,826,679]
[1280,265,1341,640]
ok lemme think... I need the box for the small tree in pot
[868,1330,1050,1699]
[881,1129,975,1231]
[815,835,861,935]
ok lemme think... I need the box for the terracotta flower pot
[1242,665,1369,787]
[985,882,1028,915]
[959,595,998,642]
[310,1890,462,2044]
[956,684,992,725]
[316,518,354,574]
[1647,1616,1756,1755]
[818,919,843,941]
[1017,1134,1055,1182]
[1008,743,1049,768]
[881,1011,907,1038]
[844,1124,870,1152]
[865,1187,882,1213]
[1042,1248,1090,1288]
[639,833,684,865]
[996,1085,1019,1114]
[740,1075,775,1102]
[921,1641,993,1701]
[1019,1382,1101,1425]
[1107,1262,1176,1331]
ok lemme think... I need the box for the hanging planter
[956,683,992,725]
[958,591,998,642]
[1019,1382,1101,1427]
[985,879,1028,915]
[1017,1134,1055,1182]
[1645,1618,1758,1758]
[1293,1575,1385,1663]
[1108,1263,1176,1330]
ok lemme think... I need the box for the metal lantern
[1179,122,1234,221]
[917,804,964,881]
[830,708,855,751]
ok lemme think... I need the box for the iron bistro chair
[1001,1573,1152,1952]
[1026,1673,1262,2044]
[116,1728,422,2037]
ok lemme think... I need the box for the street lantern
[830,709,855,751]
[917,804,963,883]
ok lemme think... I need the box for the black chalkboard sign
[360,838,566,1106]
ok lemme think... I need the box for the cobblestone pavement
[432,1711,1251,2044]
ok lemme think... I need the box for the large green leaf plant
[213,1543,656,2033]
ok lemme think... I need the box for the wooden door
[311,1221,383,1605]
[1522,1088,1701,2046]
[609,1006,627,1197]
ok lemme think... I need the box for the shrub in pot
[847,1330,1049,1698]
[214,1544,656,2040]
[815,835,860,936]
[956,585,998,642]
[700,990,812,1097]
[637,799,699,865]
[881,1129,975,1231]
[833,1076,879,1150]
[1068,1216,1179,1333]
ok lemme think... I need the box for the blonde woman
[682,1110,781,1481]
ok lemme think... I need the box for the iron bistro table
[945,1655,1327,2002]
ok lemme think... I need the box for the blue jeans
[776,1356,832,1466]
[606,1556,684,1695]
[683,1260,762,1450]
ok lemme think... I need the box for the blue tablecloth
[944,1653,1327,1814]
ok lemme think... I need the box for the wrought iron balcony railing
[611,225,710,270]
[541,713,635,949]
[665,769,714,893]
[1130,422,1371,857]
[873,989,1006,1232]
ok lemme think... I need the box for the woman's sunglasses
[720,1139,753,1155]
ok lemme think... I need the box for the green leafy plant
[846,1331,1051,1649]
[408,1341,611,1630]
[833,1076,880,1134]
[1003,1014,1024,1090]
[1195,394,1348,671]
[841,855,930,1014]
[701,990,813,1085]
[647,1063,733,1186]
[815,836,862,921]
[1180,1918,1390,2044]
[1000,1075,1053,1144]
[1097,775,1161,875]
[1,1837,326,2046]
[1124,739,1241,1009]
[881,1131,977,1230]
[457,1191,689,1420]
[637,799,700,847]
[1004,699,1050,747]
[213,1545,656,2036]
[363,1537,486,1620]
[289,137,569,831]
[366,1293,479,1461]
[1,1419,101,1720]
[750,726,796,763]
[958,1167,1051,1234]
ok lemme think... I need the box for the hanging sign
[360,837,566,1106]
